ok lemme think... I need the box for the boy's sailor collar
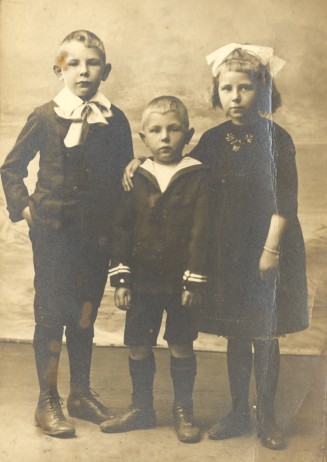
[53,87,112,119]
[139,156,205,191]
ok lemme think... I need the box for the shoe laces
[46,394,65,419]
[89,387,100,398]
[174,405,193,423]
[81,388,105,408]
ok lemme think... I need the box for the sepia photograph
[0,0,326,461]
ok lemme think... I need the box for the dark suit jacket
[1,100,134,239]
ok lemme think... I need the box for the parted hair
[57,30,106,64]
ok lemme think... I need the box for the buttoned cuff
[182,270,207,293]
[109,263,132,287]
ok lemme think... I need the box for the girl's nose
[232,89,240,102]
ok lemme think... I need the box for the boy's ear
[185,127,195,145]
[102,63,112,81]
[53,65,64,81]
[139,131,148,146]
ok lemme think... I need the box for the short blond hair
[141,96,189,129]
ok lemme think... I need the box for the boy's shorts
[29,223,109,327]
[124,292,198,346]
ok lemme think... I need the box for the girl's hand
[259,249,279,281]
[22,206,32,226]
[122,158,143,191]
[114,287,132,311]
[182,289,201,308]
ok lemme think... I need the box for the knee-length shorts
[124,292,198,346]
[29,223,110,328]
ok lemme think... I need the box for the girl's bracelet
[263,246,280,256]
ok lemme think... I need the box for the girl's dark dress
[190,118,308,338]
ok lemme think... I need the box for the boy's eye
[87,59,102,66]
[67,60,79,66]
[149,127,161,133]
[169,126,182,132]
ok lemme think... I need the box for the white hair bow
[206,43,286,77]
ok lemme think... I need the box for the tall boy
[100,96,208,443]
[0,30,133,437]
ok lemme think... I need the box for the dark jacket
[109,158,209,295]
[1,100,134,238]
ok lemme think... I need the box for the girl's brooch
[225,133,254,152]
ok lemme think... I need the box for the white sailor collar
[139,156,204,191]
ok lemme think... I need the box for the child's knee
[33,323,64,351]
[129,345,153,360]
[169,342,194,358]
[79,301,95,329]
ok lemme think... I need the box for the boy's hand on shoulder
[22,206,32,226]
[182,289,201,308]
[114,287,132,311]
[122,158,143,191]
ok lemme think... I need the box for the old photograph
[0,0,326,461]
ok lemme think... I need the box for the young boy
[100,96,209,443]
[0,30,133,437]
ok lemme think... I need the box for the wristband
[263,246,279,256]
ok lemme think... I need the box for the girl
[123,44,308,450]
[191,44,308,450]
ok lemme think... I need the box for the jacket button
[221,179,226,184]
[73,185,79,192]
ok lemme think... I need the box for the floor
[0,342,326,462]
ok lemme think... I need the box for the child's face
[53,40,111,100]
[218,71,258,125]
[140,111,194,164]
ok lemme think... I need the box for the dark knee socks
[65,324,94,393]
[33,324,64,393]
[253,339,280,424]
[227,338,252,414]
[129,353,156,409]
[170,355,197,406]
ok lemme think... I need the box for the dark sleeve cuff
[109,264,132,287]
[182,270,207,293]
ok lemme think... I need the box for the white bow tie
[54,101,111,147]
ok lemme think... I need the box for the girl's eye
[220,85,232,92]
[240,85,255,91]
[67,60,79,67]
[149,128,160,133]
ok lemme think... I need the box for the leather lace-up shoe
[100,405,156,433]
[207,411,252,440]
[258,424,286,450]
[173,402,200,444]
[35,392,75,438]
[67,389,110,424]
